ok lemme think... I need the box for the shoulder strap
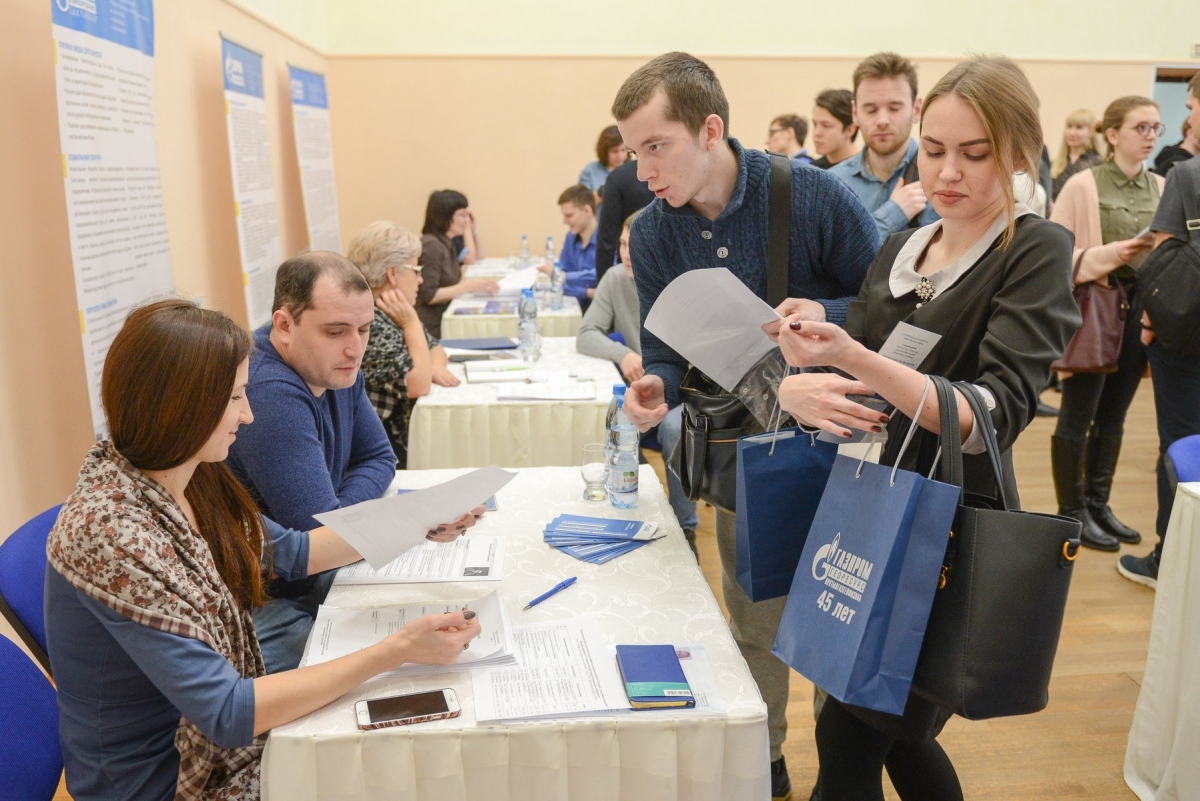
[1181,164,1200,240]
[767,152,791,307]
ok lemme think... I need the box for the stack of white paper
[333,536,505,585]
[464,361,532,383]
[495,381,596,401]
[475,266,540,297]
[304,590,517,675]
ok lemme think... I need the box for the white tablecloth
[407,338,622,469]
[262,467,770,801]
[441,295,582,339]
[1125,482,1200,800]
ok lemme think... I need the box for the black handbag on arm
[911,376,1083,720]
[668,152,792,512]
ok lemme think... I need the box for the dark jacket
[594,159,655,283]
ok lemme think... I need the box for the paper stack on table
[304,590,517,675]
[332,536,505,585]
[544,514,663,564]
[495,381,595,401]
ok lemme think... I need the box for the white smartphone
[354,689,461,731]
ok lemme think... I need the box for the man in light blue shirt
[829,52,940,240]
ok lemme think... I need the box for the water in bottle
[517,288,540,361]
[518,234,530,267]
[604,384,627,465]
[607,396,639,508]
[550,261,566,311]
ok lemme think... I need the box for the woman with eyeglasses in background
[1049,96,1166,552]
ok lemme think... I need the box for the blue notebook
[615,645,695,709]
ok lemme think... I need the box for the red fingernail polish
[789,321,803,330]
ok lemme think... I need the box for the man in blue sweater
[227,252,397,673]
[613,52,879,801]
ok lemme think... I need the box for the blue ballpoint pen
[523,576,578,610]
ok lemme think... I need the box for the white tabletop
[406,338,623,469]
[262,466,770,801]
[1124,481,1200,800]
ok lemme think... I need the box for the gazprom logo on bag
[811,533,874,602]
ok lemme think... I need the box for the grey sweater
[575,266,640,364]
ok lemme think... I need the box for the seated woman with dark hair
[417,189,498,337]
[45,299,481,801]
[579,124,629,199]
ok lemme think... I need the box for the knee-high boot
[1052,434,1118,551]
[1085,427,1142,544]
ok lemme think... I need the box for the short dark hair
[596,125,624,166]
[272,251,371,322]
[422,189,469,236]
[852,52,919,102]
[611,52,729,138]
[558,184,596,212]
[815,89,857,141]
[770,114,807,146]
[1190,72,1200,101]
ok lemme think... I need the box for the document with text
[333,536,505,585]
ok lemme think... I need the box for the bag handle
[929,375,1012,510]
[872,375,933,485]
[767,153,791,308]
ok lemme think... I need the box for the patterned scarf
[47,441,265,800]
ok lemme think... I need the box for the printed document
[496,381,596,401]
[877,322,942,370]
[333,536,505,585]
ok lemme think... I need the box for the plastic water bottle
[604,384,627,465]
[517,288,540,361]
[518,234,530,268]
[607,396,639,508]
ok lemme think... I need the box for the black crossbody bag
[667,153,792,512]
[1137,163,1200,358]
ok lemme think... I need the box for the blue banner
[288,65,328,109]
[221,39,264,99]
[51,0,154,57]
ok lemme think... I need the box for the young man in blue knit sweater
[613,52,880,801]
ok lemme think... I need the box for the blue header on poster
[288,66,328,110]
[221,39,263,98]
[52,0,155,58]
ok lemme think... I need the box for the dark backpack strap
[767,152,791,307]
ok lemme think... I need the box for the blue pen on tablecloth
[523,577,578,610]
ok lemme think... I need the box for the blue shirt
[578,160,611,192]
[46,518,308,801]
[629,138,880,407]
[559,229,598,301]
[828,139,940,240]
[226,325,396,531]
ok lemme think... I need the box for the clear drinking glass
[581,443,608,501]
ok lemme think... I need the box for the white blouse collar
[888,207,1035,301]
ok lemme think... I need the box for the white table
[1124,481,1200,801]
[441,295,582,339]
[407,338,622,469]
[262,467,770,801]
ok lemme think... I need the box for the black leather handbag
[667,152,792,512]
[911,376,1082,720]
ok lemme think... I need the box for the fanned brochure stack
[544,514,663,564]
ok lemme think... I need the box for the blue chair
[607,331,627,346]
[0,505,61,675]
[0,634,63,801]
[1167,434,1200,484]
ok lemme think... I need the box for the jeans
[657,405,698,531]
[1146,340,1200,553]
[252,570,337,674]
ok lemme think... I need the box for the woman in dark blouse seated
[770,56,1080,801]
[416,189,499,337]
[45,300,481,801]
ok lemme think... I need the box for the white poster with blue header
[221,35,282,329]
[288,65,342,253]
[52,0,174,437]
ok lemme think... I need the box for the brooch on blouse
[915,277,936,308]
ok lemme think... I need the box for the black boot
[1052,435,1119,551]
[1085,428,1142,544]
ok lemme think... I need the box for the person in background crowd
[831,52,941,239]
[1051,109,1105,202]
[767,114,813,163]
[594,158,655,284]
[1049,96,1165,552]
[579,124,629,198]
[450,206,482,266]
[416,190,498,338]
[776,55,1078,801]
[1120,73,1200,587]
[45,299,480,801]
[539,184,599,305]
[811,89,860,169]
[576,210,701,554]
[347,221,459,467]
[612,51,878,801]
[1151,117,1199,177]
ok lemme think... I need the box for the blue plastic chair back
[1167,434,1200,484]
[0,505,61,673]
[0,635,62,801]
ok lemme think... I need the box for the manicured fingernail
[463,610,476,620]
[436,526,447,532]
[789,321,803,330]
[426,532,436,539]
[872,426,883,433]
[455,524,466,531]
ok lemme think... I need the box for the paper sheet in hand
[644,268,781,392]
[314,466,516,570]
[877,321,942,370]
[333,536,505,584]
[304,590,516,675]
[486,266,541,296]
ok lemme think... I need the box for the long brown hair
[1097,95,1158,161]
[103,299,269,609]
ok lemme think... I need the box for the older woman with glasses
[1049,96,1166,552]
[348,221,459,466]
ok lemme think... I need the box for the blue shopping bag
[735,428,838,601]
[772,380,959,715]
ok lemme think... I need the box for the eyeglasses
[1129,122,1167,138]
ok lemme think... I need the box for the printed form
[333,536,505,585]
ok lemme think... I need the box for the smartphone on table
[354,689,461,730]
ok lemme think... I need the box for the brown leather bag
[1051,248,1128,374]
